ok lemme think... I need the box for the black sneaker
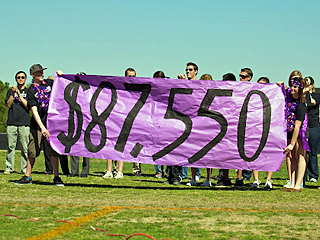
[216,178,232,187]
[172,179,181,185]
[53,176,64,186]
[235,178,244,188]
[14,176,32,185]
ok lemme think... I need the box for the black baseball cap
[30,64,47,75]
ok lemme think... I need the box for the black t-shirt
[27,79,53,130]
[287,98,306,139]
[294,99,306,122]
[306,92,320,128]
[5,88,30,126]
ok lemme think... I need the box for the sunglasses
[239,74,249,79]
[16,76,25,80]
[186,68,194,72]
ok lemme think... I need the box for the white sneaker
[114,172,123,179]
[102,171,113,179]
[186,179,197,186]
[200,179,212,187]
[310,178,318,182]
[195,175,200,181]
[251,180,261,188]
[265,180,272,189]
[283,180,291,188]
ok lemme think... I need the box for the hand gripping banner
[47,74,286,171]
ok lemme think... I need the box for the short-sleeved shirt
[5,87,30,126]
[306,92,320,128]
[293,99,306,122]
[27,79,53,130]
[286,97,306,139]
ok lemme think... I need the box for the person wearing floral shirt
[14,64,64,186]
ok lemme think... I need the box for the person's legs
[289,142,299,188]
[102,159,113,178]
[252,170,260,188]
[237,169,242,179]
[81,157,90,175]
[307,127,320,180]
[206,168,211,180]
[118,161,124,173]
[182,167,188,179]
[114,161,124,179]
[266,171,273,181]
[26,129,43,178]
[51,156,60,177]
[191,167,197,180]
[186,167,197,186]
[196,168,201,180]
[70,156,80,175]
[242,170,252,180]
[5,125,18,172]
[253,170,259,181]
[155,165,162,174]
[59,155,70,175]
[43,140,53,174]
[18,126,29,174]
[133,162,141,175]
[294,139,306,189]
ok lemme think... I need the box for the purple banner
[47,74,286,171]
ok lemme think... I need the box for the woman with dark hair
[280,71,309,191]
[304,76,320,184]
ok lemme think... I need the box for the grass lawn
[0,150,320,240]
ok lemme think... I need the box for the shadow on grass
[8,179,275,191]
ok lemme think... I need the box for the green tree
[0,80,11,133]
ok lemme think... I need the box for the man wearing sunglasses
[14,64,64,186]
[239,68,253,82]
[177,62,202,185]
[178,62,198,80]
[4,71,30,175]
[235,67,253,187]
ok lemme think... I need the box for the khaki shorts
[28,128,59,158]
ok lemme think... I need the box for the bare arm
[285,120,302,153]
[6,87,15,108]
[31,106,50,138]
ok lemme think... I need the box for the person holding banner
[303,76,320,184]
[14,64,64,186]
[280,72,309,192]
[251,77,273,189]
[235,68,254,187]
[153,70,167,179]
[215,73,237,187]
[125,67,142,177]
[178,63,203,186]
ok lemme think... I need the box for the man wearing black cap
[14,64,64,186]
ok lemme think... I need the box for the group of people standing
[4,63,320,191]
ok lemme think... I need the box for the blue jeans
[307,126,320,180]
[182,167,188,179]
[182,167,201,179]
[155,165,163,174]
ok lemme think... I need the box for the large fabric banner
[48,74,286,171]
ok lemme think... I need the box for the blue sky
[1,0,319,87]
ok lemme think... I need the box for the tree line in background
[0,80,10,133]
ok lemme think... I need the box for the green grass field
[1,151,320,240]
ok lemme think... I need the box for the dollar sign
[58,76,90,153]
